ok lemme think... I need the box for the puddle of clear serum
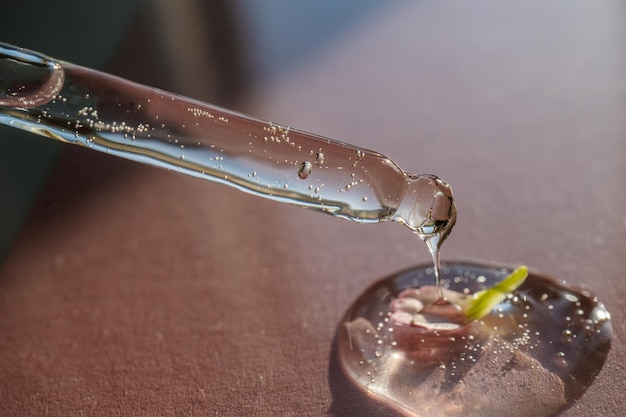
[337,262,612,417]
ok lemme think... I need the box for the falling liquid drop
[336,262,612,417]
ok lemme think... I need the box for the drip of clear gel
[0,43,456,268]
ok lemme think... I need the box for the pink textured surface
[1,1,625,415]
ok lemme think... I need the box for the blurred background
[1,1,625,416]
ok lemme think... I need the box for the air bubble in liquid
[336,262,612,417]
[298,161,312,179]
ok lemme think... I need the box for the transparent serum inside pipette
[0,43,456,266]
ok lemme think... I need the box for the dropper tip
[396,174,456,245]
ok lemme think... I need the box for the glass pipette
[0,42,455,250]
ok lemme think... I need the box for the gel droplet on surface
[336,262,612,417]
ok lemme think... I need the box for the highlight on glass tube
[0,42,456,249]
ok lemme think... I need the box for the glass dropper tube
[0,43,456,248]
